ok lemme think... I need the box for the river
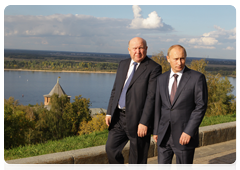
[4,70,236,109]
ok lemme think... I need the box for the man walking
[105,37,162,164]
[153,45,208,164]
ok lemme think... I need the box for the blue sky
[3,2,237,59]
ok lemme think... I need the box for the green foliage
[205,74,235,116]
[4,130,109,161]
[151,51,170,73]
[4,97,35,149]
[4,60,118,72]
[70,95,92,134]
[200,113,236,127]
[36,94,92,141]
[5,112,236,161]
[189,59,235,116]
[188,59,208,75]
[4,94,92,149]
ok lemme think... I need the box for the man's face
[167,47,186,73]
[128,37,147,63]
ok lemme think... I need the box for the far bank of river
[4,69,116,74]
[4,69,236,77]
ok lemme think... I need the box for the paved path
[147,139,236,164]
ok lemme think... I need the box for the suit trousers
[105,108,151,164]
[158,125,195,164]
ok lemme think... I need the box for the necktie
[118,62,138,108]
[170,74,178,105]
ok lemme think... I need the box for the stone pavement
[147,139,236,164]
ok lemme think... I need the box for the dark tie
[170,74,178,105]
[118,62,138,108]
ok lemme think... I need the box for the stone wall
[6,121,236,164]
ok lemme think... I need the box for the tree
[151,51,170,73]
[188,59,208,75]
[44,94,92,140]
[46,94,72,139]
[4,97,34,149]
[188,59,235,116]
[70,95,92,134]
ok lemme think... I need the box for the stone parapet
[6,121,236,164]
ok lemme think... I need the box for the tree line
[4,51,236,150]
[4,58,236,77]
[4,60,119,72]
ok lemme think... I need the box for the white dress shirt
[168,67,185,95]
[123,60,140,87]
[107,60,140,116]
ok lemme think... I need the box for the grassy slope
[5,114,236,161]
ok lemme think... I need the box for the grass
[4,130,109,161]
[5,114,236,161]
[200,113,236,127]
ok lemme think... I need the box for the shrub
[78,113,108,135]
[4,97,34,149]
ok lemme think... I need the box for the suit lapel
[172,67,191,106]
[164,71,172,107]
[120,59,131,89]
[128,57,148,88]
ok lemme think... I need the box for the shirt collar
[170,66,185,78]
[130,60,140,66]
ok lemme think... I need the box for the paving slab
[147,139,236,164]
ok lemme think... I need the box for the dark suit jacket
[107,56,162,137]
[153,67,208,150]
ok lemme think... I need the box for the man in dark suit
[105,37,162,164]
[153,45,208,164]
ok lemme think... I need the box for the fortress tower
[43,77,71,110]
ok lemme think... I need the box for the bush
[78,113,108,135]
[4,97,34,149]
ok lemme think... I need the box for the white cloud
[223,46,235,50]
[4,14,133,53]
[129,5,168,30]
[189,37,218,46]
[179,37,218,46]
[179,26,235,49]
[193,46,216,49]
[4,14,130,37]
[228,35,236,39]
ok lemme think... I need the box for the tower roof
[43,77,71,98]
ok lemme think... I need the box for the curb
[6,121,236,164]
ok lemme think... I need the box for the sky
[3,2,237,59]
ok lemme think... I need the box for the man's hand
[179,132,191,145]
[137,123,148,137]
[105,116,111,126]
[153,135,158,143]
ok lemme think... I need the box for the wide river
[4,70,236,109]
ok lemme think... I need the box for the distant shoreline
[4,69,116,74]
[4,69,236,77]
